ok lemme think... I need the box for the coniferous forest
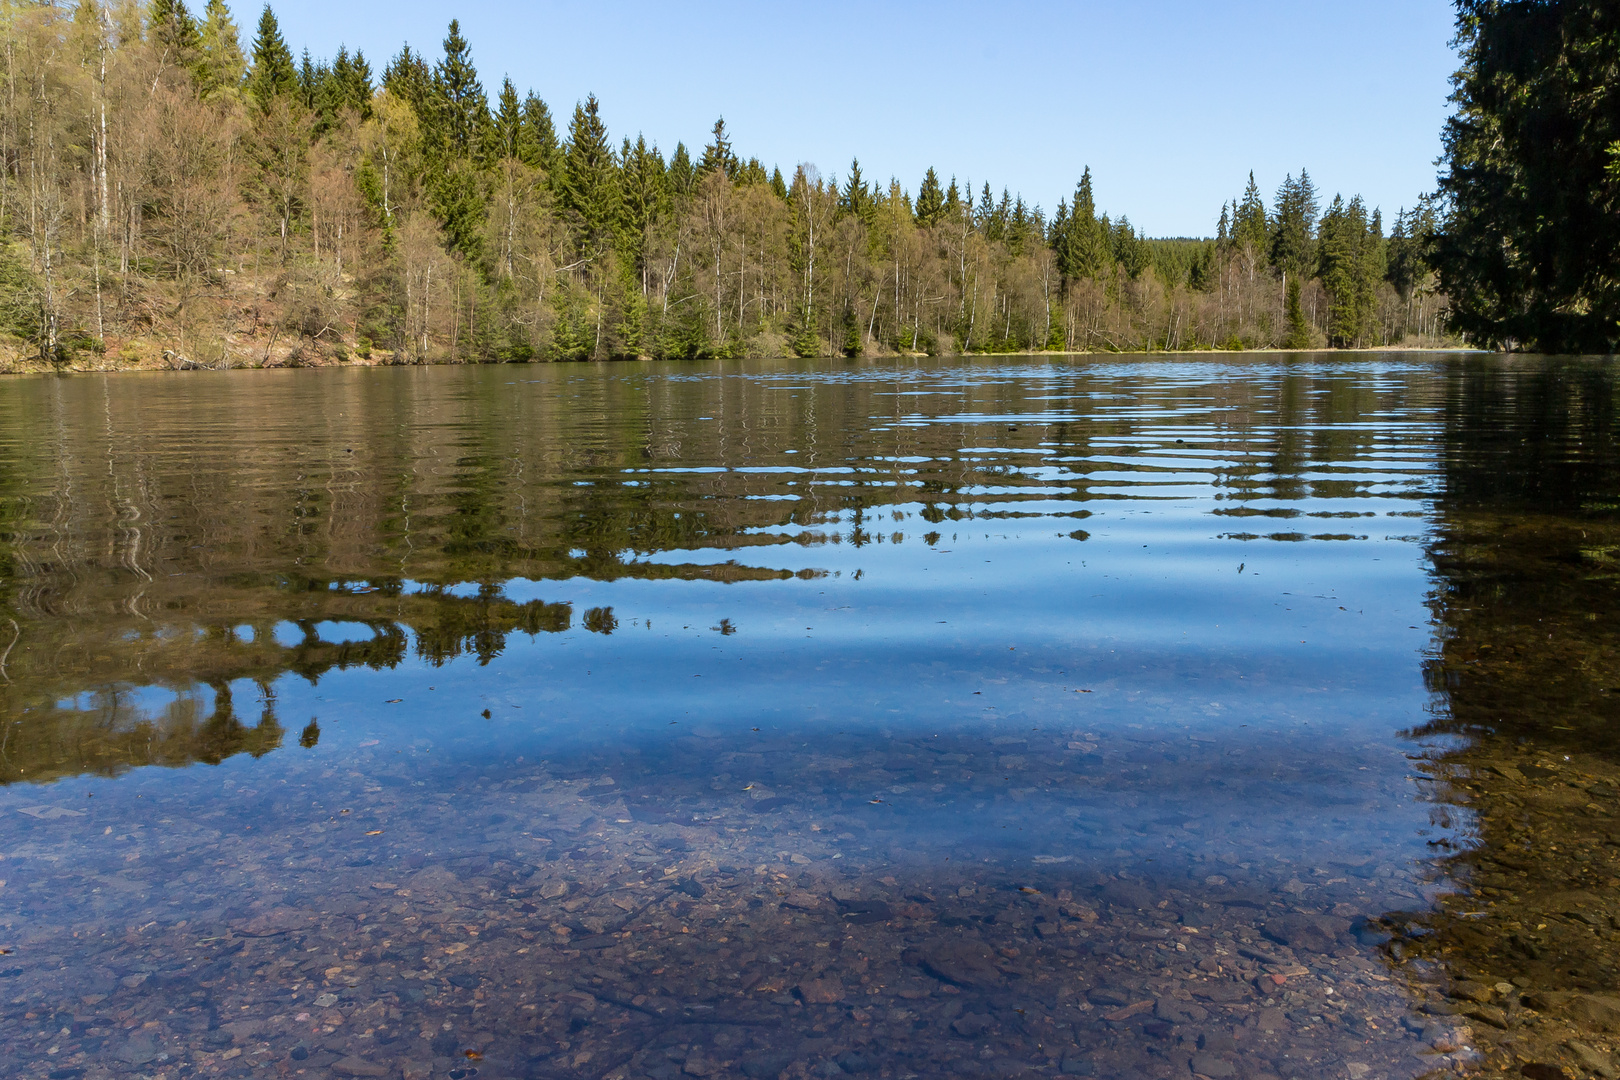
[0,1,1455,369]
[1434,0,1620,353]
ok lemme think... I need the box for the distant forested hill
[0,2,1449,369]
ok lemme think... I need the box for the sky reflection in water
[0,357,1498,1080]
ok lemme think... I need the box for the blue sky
[247,0,1459,238]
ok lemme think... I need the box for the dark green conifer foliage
[666,142,694,201]
[1110,216,1148,278]
[382,45,432,116]
[770,167,787,202]
[432,21,490,160]
[697,118,737,179]
[150,0,201,59]
[1054,168,1108,282]
[296,49,320,109]
[1283,277,1312,348]
[246,6,296,108]
[915,168,945,227]
[1434,0,1620,351]
[1049,198,1071,270]
[330,48,371,119]
[520,92,560,175]
[841,305,862,356]
[1189,245,1217,293]
[1233,173,1268,255]
[1269,170,1318,282]
[620,134,667,287]
[1387,198,1438,302]
[311,47,369,130]
[840,159,869,221]
[197,0,246,96]
[492,78,518,159]
[559,94,619,256]
[493,78,523,161]
[1318,194,1381,347]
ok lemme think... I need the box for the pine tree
[559,94,618,256]
[915,167,945,227]
[246,5,296,109]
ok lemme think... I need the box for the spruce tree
[559,94,618,256]
[432,21,490,160]
[1268,170,1318,283]
[915,167,945,227]
[150,0,201,60]
[1063,169,1109,281]
[493,78,523,163]
[520,92,560,175]
[1318,195,1364,347]
[348,51,373,117]
[1283,277,1312,349]
[1048,198,1072,276]
[196,0,246,96]
[840,158,869,221]
[297,49,319,110]
[1434,0,1620,351]
[697,118,736,179]
[666,142,694,201]
[1234,173,1268,255]
[246,5,296,109]
[620,134,667,284]
[382,45,432,117]
[770,166,787,202]
[314,47,370,129]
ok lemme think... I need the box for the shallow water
[0,355,1609,1080]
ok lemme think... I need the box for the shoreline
[0,345,1492,377]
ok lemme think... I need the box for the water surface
[0,355,1604,1080]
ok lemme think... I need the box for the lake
[0,355,1615,1080]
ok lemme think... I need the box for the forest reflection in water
[0,355,1610,1080]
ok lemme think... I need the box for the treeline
[0,1,1451,368]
